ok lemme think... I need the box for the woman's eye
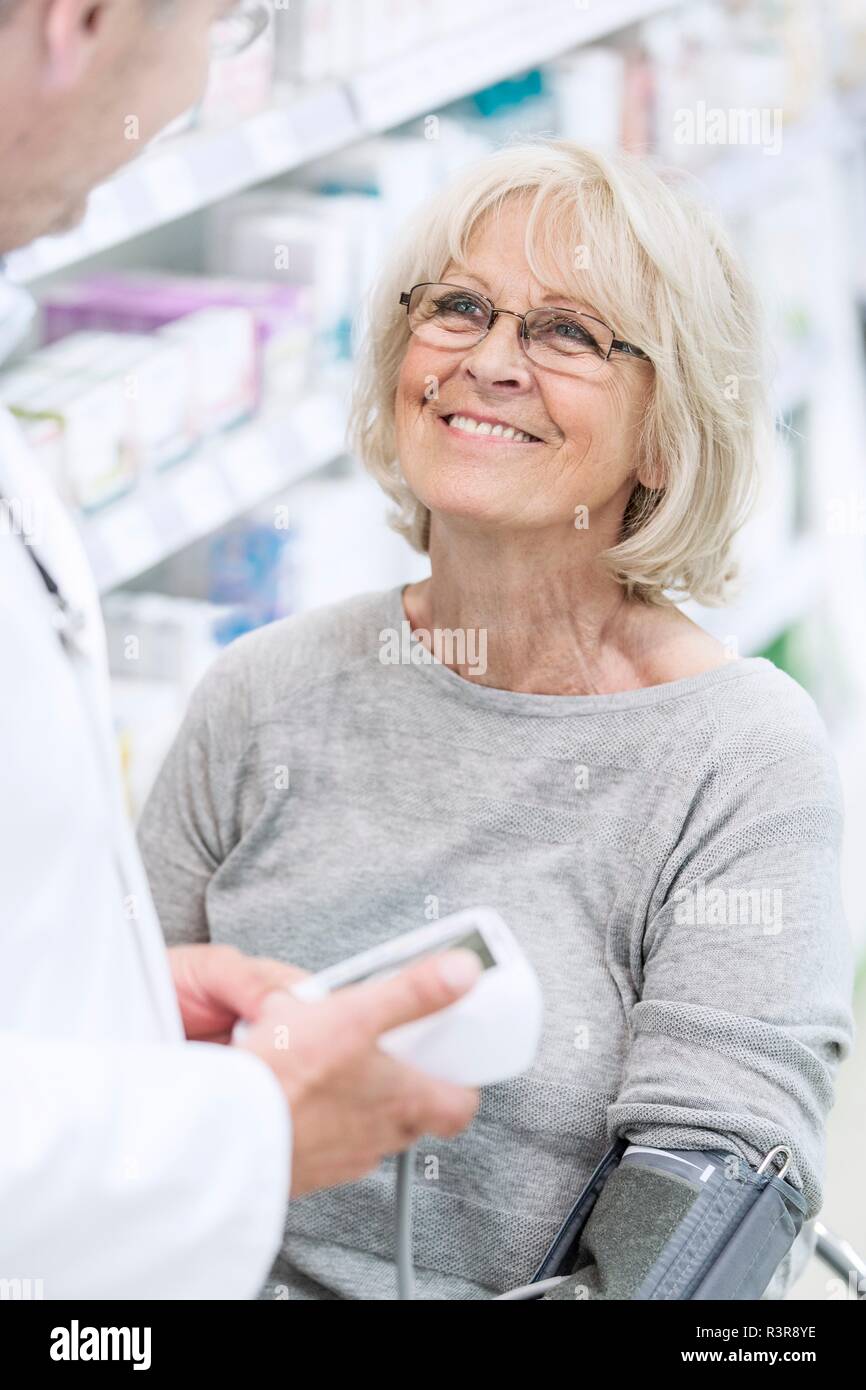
[436,296,483,317]
[551,317,596,346]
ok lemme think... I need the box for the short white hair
[349,139,773,607]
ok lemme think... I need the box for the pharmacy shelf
[348,0,671,131]
[5,81,358,285]
[5,0,674,285]
[82,386,348,593]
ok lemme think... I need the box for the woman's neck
[402,524,729,696]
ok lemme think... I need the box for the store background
[5,0,866,1298]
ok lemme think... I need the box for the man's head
[0,0,229,254]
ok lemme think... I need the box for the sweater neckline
[385,583,775,716]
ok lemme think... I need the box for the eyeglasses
[399,282,649,375]
[211,1,272,59]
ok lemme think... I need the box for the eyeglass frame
[211,1,273,59]
[399,282,650,368]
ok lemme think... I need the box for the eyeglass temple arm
[611,340,649,359]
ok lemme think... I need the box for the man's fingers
[402,1072,481,1142]
[336,948,483,1046]
[205,946,308,1020]
[243,955,309,996]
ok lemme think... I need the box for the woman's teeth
[445,413,540,443]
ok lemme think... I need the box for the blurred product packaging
[40,272,314,409]
[207,189,380,367]
[104,591,233,818]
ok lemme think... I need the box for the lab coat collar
[0,264,103,666]
[0,266,36,366]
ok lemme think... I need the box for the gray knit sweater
[138,585,855,1300]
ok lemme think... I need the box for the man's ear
[42,0,107,91]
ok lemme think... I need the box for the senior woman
[139,140,854,1300]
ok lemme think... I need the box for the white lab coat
[0,281,290,1299]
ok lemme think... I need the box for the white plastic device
[232,907,544,1086]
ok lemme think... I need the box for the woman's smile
[434,408,545,448]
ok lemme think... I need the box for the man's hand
[168,943,305,1044]
[237,950,483,1196]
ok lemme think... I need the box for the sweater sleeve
[138,639,254,947]
[544,694,855,1302]
[608,699,855,1222]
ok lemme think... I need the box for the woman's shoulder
[702,654,832,753]
[197,587,397,717]
[625,607,828,759]
[641,604,827,749]
[679,654,843,824]
[650,658,845,915]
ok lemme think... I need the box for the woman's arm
[547,707,856,1300]
[138,640,253,946]
[613,741,854,1213]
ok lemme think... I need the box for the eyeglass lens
[406,283,614,371]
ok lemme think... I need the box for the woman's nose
[461,312,534,390]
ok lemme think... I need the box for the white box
[11,373,133,513]
[159,308,258,435]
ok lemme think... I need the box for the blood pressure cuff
[535,1140,809,1300]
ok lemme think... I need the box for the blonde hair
[349,139,772,607]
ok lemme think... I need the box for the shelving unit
[4,82,357,284]
[80,383,349,593]
[5,0,674,286]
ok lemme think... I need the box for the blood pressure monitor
[234,907,544,1086]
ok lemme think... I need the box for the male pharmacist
[0,0,479,1299]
